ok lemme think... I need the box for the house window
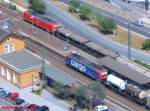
[4,44,14,53]
[9,44,14,52]
[13,73,17,84]
[1,66,3,77]
[1,66,7,78]
[4,45,9,53]
[6,69,11,81]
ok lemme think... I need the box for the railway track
[0,5,117,59]
[0,5,22,20]
[25,37,139,111]
[0,6,144,111]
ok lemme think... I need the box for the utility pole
[145,0,149,11]
[32,74,33,92]
[64,34,70,50]
[41,47,47,88]
[128,23,131,60]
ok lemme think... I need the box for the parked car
[0,88,4,93]
[14,102,30,111]
[133,20,144,27]
[15,98,25,105]
[0,90,11,98]
[36,106,49,111]
[26,104,40,111]
[8,92,19,101]
[95,105,111,111]
[4,90,11,98]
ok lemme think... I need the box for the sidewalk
[0,79,70,111]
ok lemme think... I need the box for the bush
[69,6,77,13]
[142,39,150,50]
[97,17,117,34]
[29,0,46,14]
[55,87,70,99]
[9,3,17,10]
[69,0,80,13]
[75,85,88,108]
[79,6,93,20]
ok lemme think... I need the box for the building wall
[18,69,40,88]
[0,36,25,54]
[0,63,40,88]
[0,64,19,86]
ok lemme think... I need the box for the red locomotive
[23,10,59,33]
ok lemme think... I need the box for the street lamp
[64,33,70,50]
[128,23,131,60]
[32,74,34,92]
[128,21,144,60]
[47,29,50,42]
[52,30,55,39]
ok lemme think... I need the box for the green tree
[55,87,71,99]
[75,85,88,108]
[142,39,150,50]
[69,0,80,13]
[88,81,106,100]
[9,3,17,10]
[70,0,80,8]
[97,17,117,34]
[29,0,46,14]
[79,6,93,20]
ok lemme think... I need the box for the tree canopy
[69,0,80,13]
[142,39,150,50]
[79,6,93,20]
[75,81,106,108]
[29,0,46,14]
[70,0,80,9]
[88,81,106,100]
[97,17,117,34]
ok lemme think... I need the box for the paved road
[44,0,150,63]
[0,99,13,111]
[60,0,150,38]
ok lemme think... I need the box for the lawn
[134,60,150,70]
[113,28,145,49]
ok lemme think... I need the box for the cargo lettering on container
[70,60,86,72]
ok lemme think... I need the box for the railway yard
[0,4,150,111]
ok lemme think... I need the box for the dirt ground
[13,0,28,8]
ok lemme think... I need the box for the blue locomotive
[65,52,108,81]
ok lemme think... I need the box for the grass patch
[113,28,145,49]
[134,60,150,70]
[33,89,42,96]
[51,0,69,11]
